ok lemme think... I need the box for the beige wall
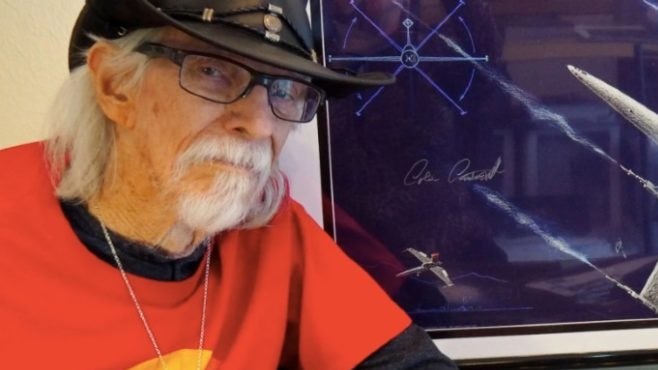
[0,0,323,224]
[0,0,84,148]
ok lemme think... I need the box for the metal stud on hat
[264,3,283,43]
[201,8,215,23]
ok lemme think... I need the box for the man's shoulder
[0,141,46,167]
[228,195,330,249]
[271,195,325,232]
[0,141,51,198]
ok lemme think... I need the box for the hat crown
[80,0,312,55]
[69,0,395,96]
[158,0,312,51]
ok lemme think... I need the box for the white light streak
[474,185,658,314]
[438,34,658,199]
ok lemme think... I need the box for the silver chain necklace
[100,222,211,370]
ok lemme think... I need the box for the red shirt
[0,142,410,369]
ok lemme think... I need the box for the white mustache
[174,136,272,174]
[170,136,277,235]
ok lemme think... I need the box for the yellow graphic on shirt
[129,349,213,370]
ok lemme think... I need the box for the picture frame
[311,0,658,365]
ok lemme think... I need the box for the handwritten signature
[404,157,504,186]
[614,238,627,259]
[448,157,504,183]
[403,159,440,186]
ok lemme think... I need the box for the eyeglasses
[135,43,326,123]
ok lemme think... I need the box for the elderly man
[0,0,457,368]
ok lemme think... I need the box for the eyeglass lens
[180,54,322,122]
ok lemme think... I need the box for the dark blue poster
[315,0,658,334]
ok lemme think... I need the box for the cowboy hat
[68,0,395,96]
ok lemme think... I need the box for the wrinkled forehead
[159,27,310,79]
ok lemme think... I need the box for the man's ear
[87,42,137,129]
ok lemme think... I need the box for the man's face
[111,29,297,234]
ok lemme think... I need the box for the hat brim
[175,21,396,97]
[69,0,395,97]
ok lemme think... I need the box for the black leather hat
[69,0,395,96]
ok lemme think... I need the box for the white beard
[171,136,273,234]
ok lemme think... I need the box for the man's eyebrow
[170,42,312,80]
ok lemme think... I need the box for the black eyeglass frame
[134,42,326,123]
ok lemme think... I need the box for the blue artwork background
[316,0,658,333]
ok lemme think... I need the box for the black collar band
[60,200,206,281]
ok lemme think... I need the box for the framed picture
[311,0,658,366]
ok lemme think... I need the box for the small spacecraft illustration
[396,248,454,287]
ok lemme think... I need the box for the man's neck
[88,184,205,258]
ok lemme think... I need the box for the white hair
[46,28,162,202]
[46,28,286,229]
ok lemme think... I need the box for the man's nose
[221,86,278,140]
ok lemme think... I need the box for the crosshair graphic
[328,0,488,116]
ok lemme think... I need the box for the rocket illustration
[567,64,658,146]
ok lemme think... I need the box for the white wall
[0,0,323,224]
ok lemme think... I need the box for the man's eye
[271,81,302,101]
[271,86,295,100]
[199,66,223,78]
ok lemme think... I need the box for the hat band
[159,6,312,60]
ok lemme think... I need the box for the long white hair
[45,28,286,229]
